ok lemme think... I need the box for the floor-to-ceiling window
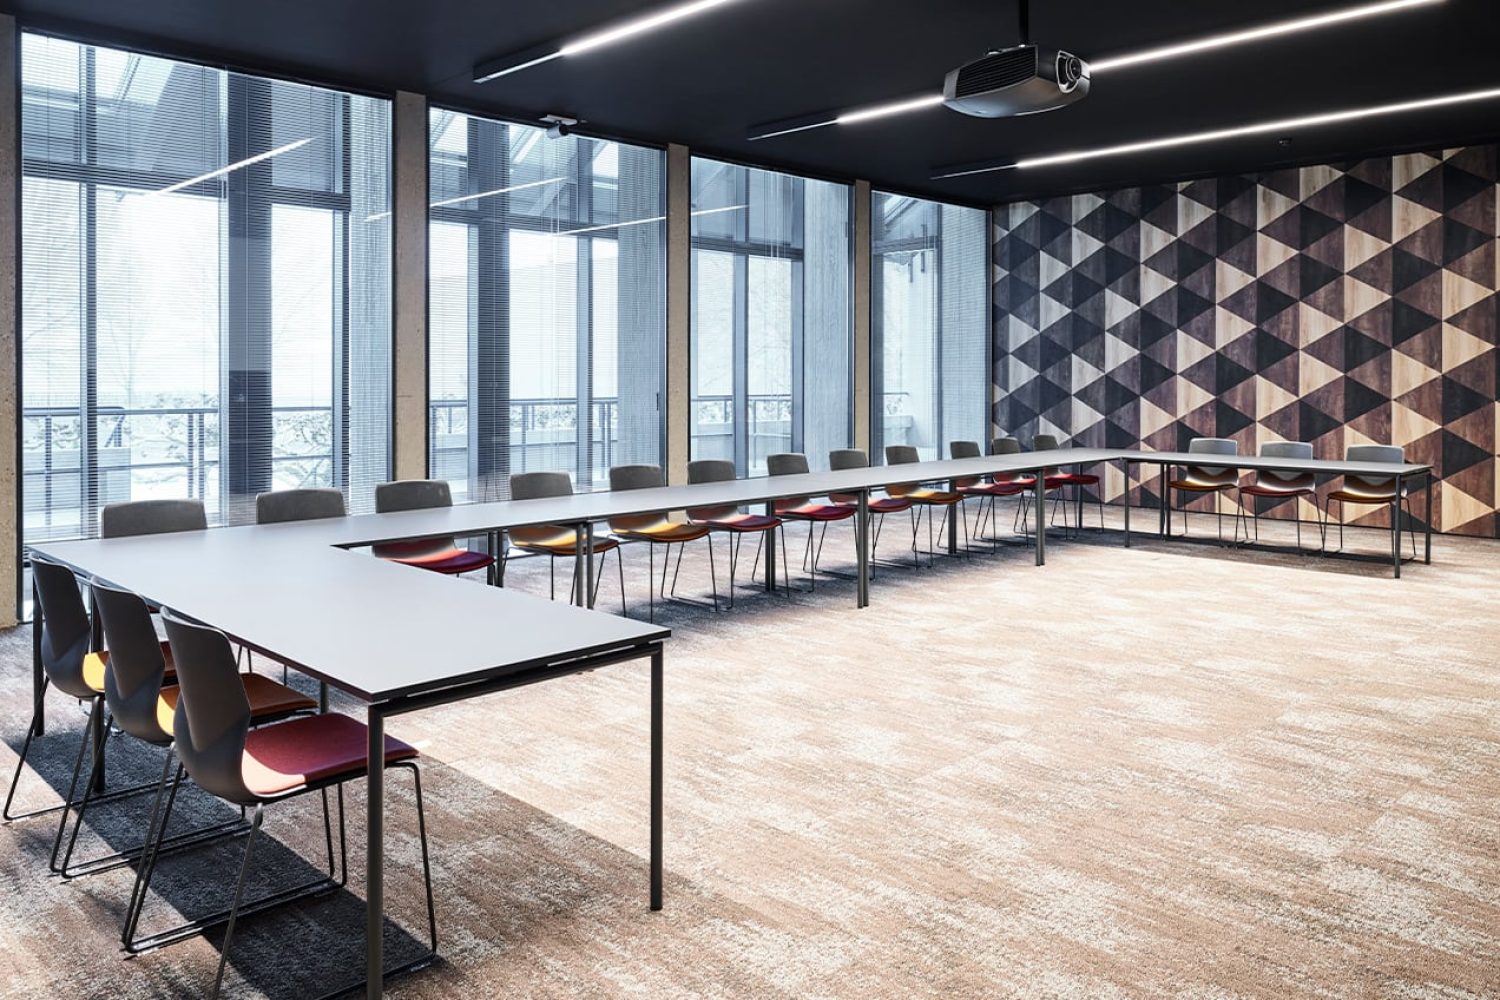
[20,33,393,545]
[871,192,988,461]
[428,110,665,500]
[689,158,852,476]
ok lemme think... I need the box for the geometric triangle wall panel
[994,143,1500,537]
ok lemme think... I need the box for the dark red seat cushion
[383,546,495,575]
[1050,472,1100,486]
[1240,483,1314,498]
[778,502,855,521]
[870,497,913,513]
[703,512,780,532]
[242,713,417,799]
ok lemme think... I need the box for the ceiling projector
[942,2,1088,118]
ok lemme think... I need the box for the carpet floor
[1,506,1498,999]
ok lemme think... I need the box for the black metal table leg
[946,480,959,555]
[1424,472,1433,564]
[650,645,663,911]
[1123,460,1131,547]
[366,705,385,1000]
[32,578,43,737]
[856,490,870,608]
[585,522,595,609]
[1392,473,1402,579]
[764,503,777,592]
[1034,470,1046,567]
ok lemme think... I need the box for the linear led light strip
[930,86,1500,178]
[152,138,312,196]
[747,0,1443,141]
[475,0,747,84]
[364,176,568,223]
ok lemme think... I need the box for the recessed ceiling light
[476,0,750,84]
[929,86,1500,178]
[746,0,1445,141]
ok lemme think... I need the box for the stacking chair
[1237,441,1324,552]
[101,499,207,539]
[828,448,916,568]
[255,487,346,525]
[373,480,496,582]
[1167,437,1247,543]
[950,441,1027,553]
[884,445,968,565]
[1323,444,1418,558]
[686,459,783,605]
[1033,433,1104,531]
[156,611,435,998]
[991,437,1051,538]
[609,464,719,622]
[506,471,625,613]
[767,452,856,590]
[54,581,314,886]
[4,558,120,823]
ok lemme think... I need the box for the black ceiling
[5,0,1500,204]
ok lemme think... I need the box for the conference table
[21,445,1433,997]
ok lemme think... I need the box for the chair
[609,464,718,622]
[54,580,315,887]
[1237,441,1324,552]
[255,488,346,525]
[885,445,968,565]
[4,557,115,823]
[506,471,625,613]
[950,441,1027,553]
[373,480,496,582]
[1323,444,1418,559]
[158,611,435,998]
[686,459,783,605]
[101,499,207,539]
[828,449,918,568]
[1167,437,1247,543]
[1032,434,1105,531]
[767,452,855,590]
[991,437,1050,538]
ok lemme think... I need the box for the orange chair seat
[958,481,1026,498]
[614,520,712,543]
[1328,484,1408,504]
[512,531,621,557]
[777,502,855,521]
[157,673,317,735]
[241,714,417,799]
[700,512,781,532]
[902,488,962,505]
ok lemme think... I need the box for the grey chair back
[687,459,738,521]
[827,449,869,504]
[101,499,207,539]
[1346,444,1405,491]
[1033,434,1062,451]
[31,557,95,700]
[1186,437,1239,485]
[991,437,1021,455]
[884,445,923,498]
[508,471,574,546]
[163,611,256,805]
[93,580,172,742]
[767,453,815,512]
[608,464,667,533]
[256,488,346,525]
[373,480,455,559]
[1258,441,1314,487]
[950,441,981,459]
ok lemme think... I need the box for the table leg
[1034,471,1046,567]
[650,645,663,911]
[1123,461,1131,548]
[89,589,104,793]
[319,683,329,714]
[1075,464,1084,530]
[585,522,596,609]
[1422,470,1434,563]
[946,481,959,555]
[366,705,385,1000]
[573,524,586,607]
[1160,464,1169,538]
[1390,497,1399,577]
[764,503,777,592]
[856,490,870,609]
[31,577,43,737]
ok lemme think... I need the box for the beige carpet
[2,508,1499,999]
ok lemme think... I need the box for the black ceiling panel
[4,0,1498,203]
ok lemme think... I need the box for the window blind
[689,158,852,476]
[20,33,393,545]
[428,109,666,501]
[871,192,989,461]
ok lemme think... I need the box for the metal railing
[429,396,623,494]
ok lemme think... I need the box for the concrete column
[616,144,666,471]
[852,180,872,453]
[665,143,691,484]
[392,91,428,481]
[1,16,18,626]
[800,181,852,468]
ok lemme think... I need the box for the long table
[20,445,1434,997]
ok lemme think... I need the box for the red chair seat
[870,497,913,513]
[1042,475,1073,490]
[958,481,1025,497]
[1050,472,1099,486]
[383,545,495,575]
[996,475,1038,489]
[242,714,417,799]
[778,502,855,521]
[702,512,780,532]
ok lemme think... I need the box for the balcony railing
[689,394,792,472]
[22,404,335,541]
[429,397,622,500]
